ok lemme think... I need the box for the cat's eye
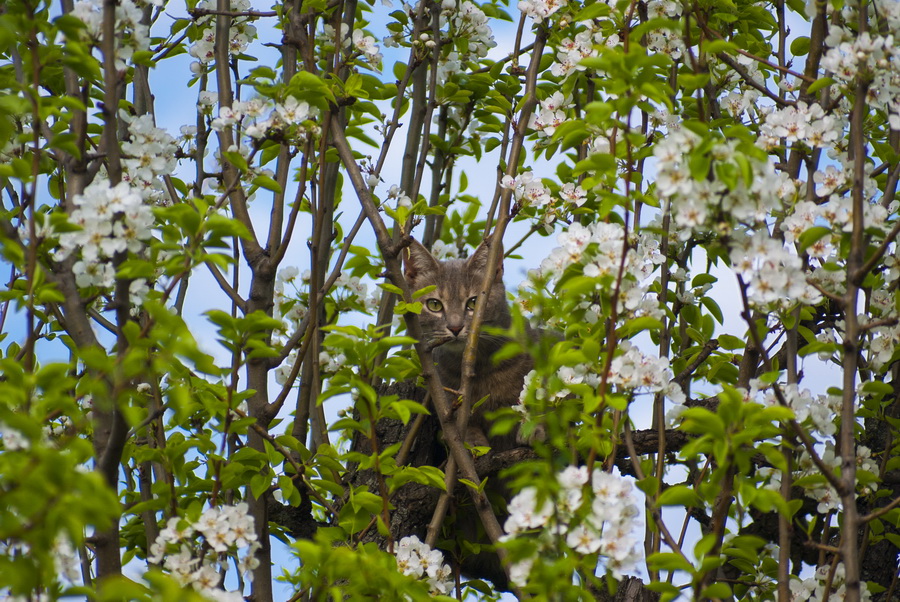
[426,298,443,312]
[466,296,477,310]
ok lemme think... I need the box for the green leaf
[288,71,336,107]
[647,552,693,573]
[573,153,616,176]
[390,466,446,491]
[379,282,403,296]
[459,478,486,492]
[717,334,744,350]
[657,485,701,507]
[350,490,384,514]
[644,582,682,599]
[790,36,810,56]
[131,50,155,66]
[250,473,271,499]
[861,380,893,396]
[680,407,724,437]
[694,533,718,560]
[222,150,248,172]
[700,583,733,599]
[616,316,663,338]
[636,476,659,497]
[388,400,411,424]
[701,297,724,325]
[412,285,436,299]
[691,273,718,287]
[572,1,611,20]
[252,174,283,193]
[49,132,81,159]
[797,226,831,252]
[704,39,738,55]
[807,76,835,95]
[392,61,407,82]
[394,300,422,315]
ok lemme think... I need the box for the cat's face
[403,239,511,352]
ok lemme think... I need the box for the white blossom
[393,536,454,594]
[504,468,641,583]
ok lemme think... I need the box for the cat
[403,236,543,591]
[402,237,536,452]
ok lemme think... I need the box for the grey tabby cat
[403,237,536,452]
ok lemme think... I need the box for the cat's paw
[465,425,491,449]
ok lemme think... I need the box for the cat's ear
[403,239,441,283]
[469,237,504,278]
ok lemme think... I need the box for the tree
[1,0,899,599]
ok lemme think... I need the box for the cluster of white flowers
[806,457,845,514]
[318,349,348,374]
[274,266,309,325]
[819,179,885,231]
[587,126,625,158]
[383,1,495,83]
[211,96,319,143]
[393,535,454,595]
[550,21,620,79]
[520,341,683,416]
[609,341,683,402]
[782,195,887,250]
[729,230,822,308]
[788,564,872,601]
[272,264,380,384]
[500,173,587,216]
[0,536,80,598]
[542,221,661,287]
[529,92,570,138]
[500,172,552,207]
[189,0,257,66]
[385,185,412,210]
[0,422,29,451]
[645,0,685,59]
[52,536,81,584]
[759,445,843,514]
[1,416,78,451]
[335,273,378,314]
[120,112,178,203]
[56,179,154,293]
[70,0,149,69]
[503,466,642,585]
[518,0,567,24]
[868,321,900,370]
[757,101,842,150]
[429,240,460,260]
[750,375,884,515]
[274,350,299,387]
[148,504,259,601]
[646,0,682,18]
[318,22,382,69]
[560,182,588,206]
[751,381,839,438]
[812,165,846,198]
[273,266,308,386]
[352,29,383,69]
[197,90,219,116]
[320,21,350,51]
[654,130,788,239]
[720,90,761,119]
[647,30,685,60]
[438,0,496,67]
[822,28,900,130]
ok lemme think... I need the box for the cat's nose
[447,325,463,337]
